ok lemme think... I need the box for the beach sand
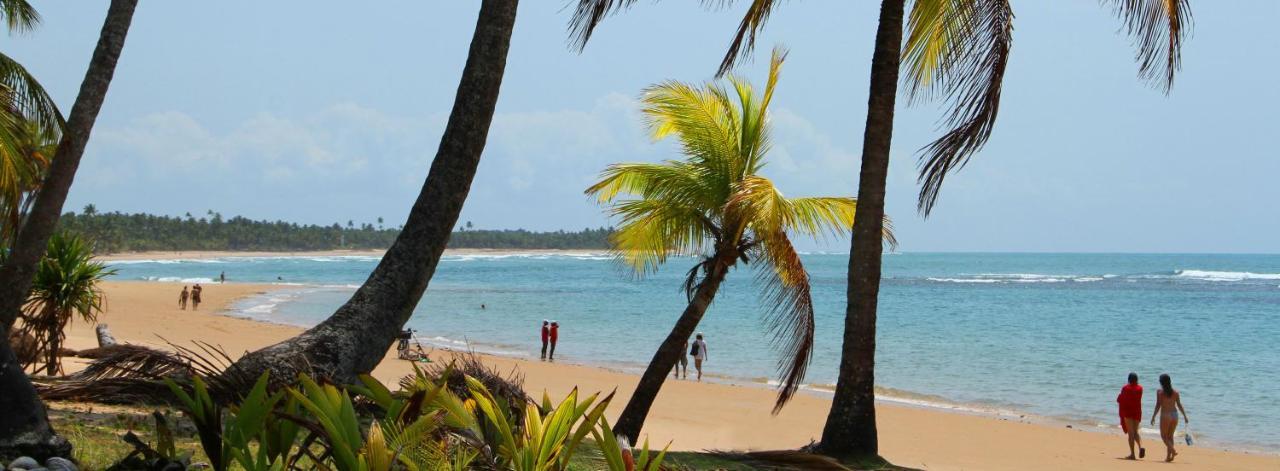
[96,248,605,262]
[58,281,1277,470]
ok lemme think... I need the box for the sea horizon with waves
[105,251,1280,452]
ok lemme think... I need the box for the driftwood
[97,323,118,347]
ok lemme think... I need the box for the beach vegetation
[15,231,116,375]
[570,0,1191,457]
[586,48,894,442]
[156,367,665,471]
[54,210,613,253]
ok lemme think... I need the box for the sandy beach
[57,281,1277,471]
[96,248,607,262]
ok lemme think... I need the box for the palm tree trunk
[816,0,904,458]
[224,0,519,385]
[0,0,138,460]
[614,253,734,443]
[0,338,68,460]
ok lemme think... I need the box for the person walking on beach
[673,340,688,379]
[548,321,559,361]
[1150,373,1189,462]
[191,284,203,310]
[179,286,189,310]
[540,320,550,360]
[220,271,226,284]
[691,333,707,381]
[1117,372,1145,459]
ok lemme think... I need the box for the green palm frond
[1105,0,1193,92]
[0,51,66,133]
[0,0,40,34]
[608,198,716,274]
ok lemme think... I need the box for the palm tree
[0,0,65,251]
[588,49,893,442]
[17,232,115,375]
[0,120,60,248]
[0,0,139,459]
[225,0,519,386]
[570,0,1190,457]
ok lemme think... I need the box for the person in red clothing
[548,321,559,361]
[540,320,550,360]
[1117,372,1145,460]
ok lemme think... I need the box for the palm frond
[1104,0,1193,92]
[0,51,66,133]
[905,0,1014,216]
[640,79,742,187]
[0,0,40,34]
[584,161,714,211]
[751,230,814,413]
[566,0,639,51]
[608,199,716,274]
[716,0,783,76]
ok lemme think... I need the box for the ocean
[106,252,1280,452]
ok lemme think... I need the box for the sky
[6,1,1278,253]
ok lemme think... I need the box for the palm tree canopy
[586,49,894,410]
[567,0,1193,215]
[0,0,66,247]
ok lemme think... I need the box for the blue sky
[7,1,1278,253]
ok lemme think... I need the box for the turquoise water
[108,252,1280,451]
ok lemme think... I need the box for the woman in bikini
[1150,373,1189,462]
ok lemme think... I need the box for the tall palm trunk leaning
[226,0,519,384]
[0,0,139,460]
[571,0,1191,457]
[587,50,894,442]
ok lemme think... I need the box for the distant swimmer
[481,303,486,310]
[179,286,189,310]
[1117,372,1145,459]
[1151,374,1190,462]
[691,333,708,381]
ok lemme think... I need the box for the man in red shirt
[548,321,559,361]
[540,320,550,360]
[1117,372,1145,459]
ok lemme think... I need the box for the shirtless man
[179,286,189,310]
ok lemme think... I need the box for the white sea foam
[141,276,216,283]
[1173,269,1280,282]
[928,273,1102,284]
[110,258,227,265]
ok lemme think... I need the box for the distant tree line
[57,206,612,253]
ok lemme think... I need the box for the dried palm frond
[35,340,252,405]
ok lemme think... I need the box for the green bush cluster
[153,366,666,471]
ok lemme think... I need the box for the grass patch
[47,402,207,471]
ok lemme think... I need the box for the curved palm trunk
[0,0,138,460]
[225,0,518,385]
[614,252,734,443]
[817,0,904,458]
